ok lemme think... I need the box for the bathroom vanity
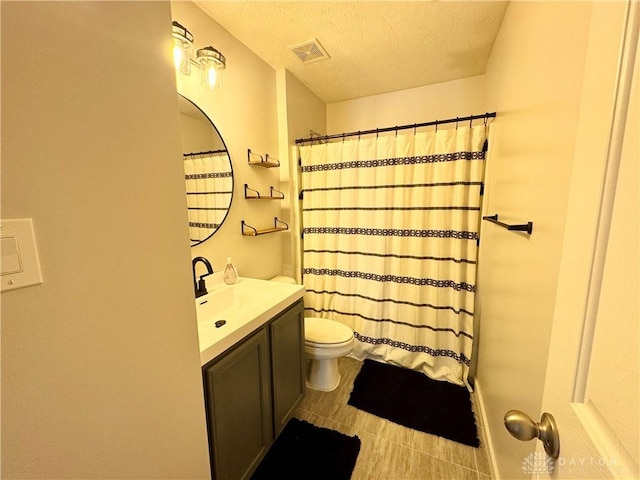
[196,276,305,480]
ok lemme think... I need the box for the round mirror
[178,94,233,246]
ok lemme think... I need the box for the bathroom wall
[327,75,484,133]
[279,70,328,144]
[171,1,284,280]
[476,2,594,478]
[1,2,210,478]
[276,70,327,280]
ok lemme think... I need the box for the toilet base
[307,357,341,392]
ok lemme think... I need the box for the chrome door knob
[504,410,560,459]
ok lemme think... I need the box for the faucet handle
[195,276,208,298]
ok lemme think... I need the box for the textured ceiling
[194,1,509,103]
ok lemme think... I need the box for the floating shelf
[244,184,285,200]
[482,214,533,235]
[241,217,289,236]
[247,149,280,168]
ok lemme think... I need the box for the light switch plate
[1,218,43,292]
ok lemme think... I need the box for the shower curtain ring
[455,117,459,129]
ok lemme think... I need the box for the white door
[532,2,639,479]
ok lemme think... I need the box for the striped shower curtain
[184,152,233,244]
[298,125,487,387]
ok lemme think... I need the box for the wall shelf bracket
[244,184,285,200]
[247,149,280,168]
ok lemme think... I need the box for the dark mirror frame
[178,94,234,246]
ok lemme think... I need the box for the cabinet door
[270,300,305,435]
[203,328,273,480]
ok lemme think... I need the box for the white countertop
[196,274,305,366]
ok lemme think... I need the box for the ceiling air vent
[289,38,330,64]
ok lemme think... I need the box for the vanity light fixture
[197,46,226,91]
[172,21,226,91]
[172,21,193,75]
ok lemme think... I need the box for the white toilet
[304,316,354,392]
[270,275,354,392]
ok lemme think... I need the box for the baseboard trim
[473,378,500,480]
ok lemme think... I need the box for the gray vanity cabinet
[203,328,272,480]
[270,299,305,435]
[203,299,305,480]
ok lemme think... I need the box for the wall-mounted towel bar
[483,214,533,235]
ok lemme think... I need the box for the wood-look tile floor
[294,357,493,480]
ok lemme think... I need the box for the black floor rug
[251,418,361,480]
[348,359,479,447]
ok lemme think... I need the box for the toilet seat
[306,339,352,349]
[305,317,353,345]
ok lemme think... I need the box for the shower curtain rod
[295,111,496,144]
[183,148,227,158]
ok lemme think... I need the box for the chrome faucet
[192,256,214,298]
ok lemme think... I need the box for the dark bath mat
[348,359,479,447]
[251,418,361,480]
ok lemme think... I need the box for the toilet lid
[305,317,353,344]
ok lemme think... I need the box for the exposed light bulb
[173,45,184,70]
[197,47,225,91]
[205,66,217,90]
[171,21,193,76]
[172,40,192,75]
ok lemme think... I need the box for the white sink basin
[195,275,305,365]
[196,282,247,321]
